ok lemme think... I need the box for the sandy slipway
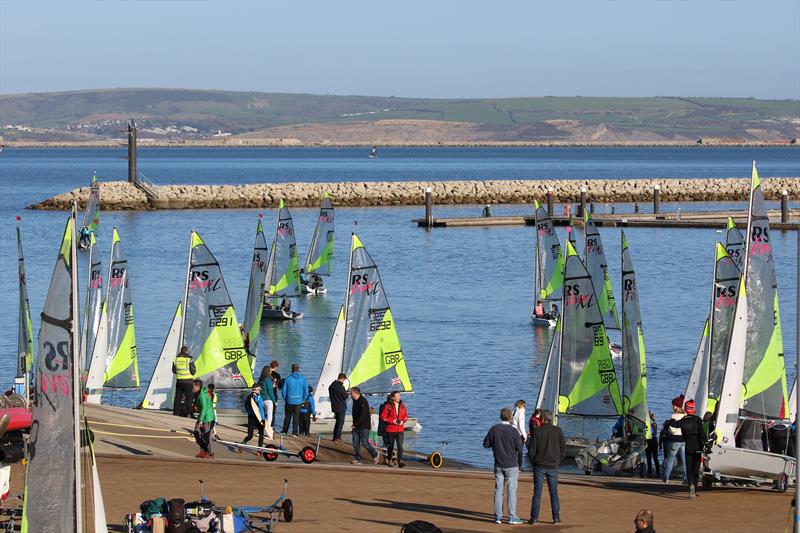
[29,177,800,211]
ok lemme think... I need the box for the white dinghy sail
[140,302,182,410]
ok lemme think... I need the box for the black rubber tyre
[702,474,713,490]
[263,444,279,462]
[777,473,788,493]
[282,499,294,522]
[300,446,316,464]
[428,451,443,469]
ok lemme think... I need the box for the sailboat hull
[261,307,304,320]
[705,444,796,488]
[301,283,327,295]
[531,315,557,328]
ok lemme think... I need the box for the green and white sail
[556,241,621,419]
[16,223,34,380]
[80,233,103,371]
[314,234,412,418]
[141,302,182,409]
[584,212,620,330]
[243,217,268,360]
[22,217,80,532]
[304,192,334,275]
[725,217,744,270]
[620,232,650,438]
[534,199,565,303]
[715,163,789,445]
[103,228,139,388]
[183,231,253,388]
[267,199,301,299]
[80,173,100,235]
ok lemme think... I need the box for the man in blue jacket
[281,363,308,436]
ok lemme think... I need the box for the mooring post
[127,120,138,184]
[590,202,595,214]
[653,185,661,215]
[578,187,587,218]
[634,203,640,214]
[546,188,554,217]
[781,190,789,223]
[425,187,432,228]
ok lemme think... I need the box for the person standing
[281,364,308,436]
[368,407,380,447]
[661,396,686,484]
[680,400,706,499]
[528,410,565,525]
[483,407,524,525]
[269,360,282,429]
[299,386,316,436]
[172,346,196,417]
[512,400,528,468]
[645,411,660,478]
[192,380,215,459]
[381,391,408,468]
[350,387,380,465]
[257,366,276,440]
[241,384,266,450]
[328,373,349,442]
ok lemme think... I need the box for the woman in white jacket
[512,400,527,468]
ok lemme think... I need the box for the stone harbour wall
[28,177,800,211]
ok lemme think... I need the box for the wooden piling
[782,190,789,223]
[546,189,554,216]
[127,121,137,184]
[579,187,587,218]
[425,187,432,228]
[653,185,661,215]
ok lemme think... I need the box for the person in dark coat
[528,410,565,525]
[328,373,349,442]
[679,400,706,499]
[172,345,196,417]
[350,387,380,464]
[645,411,660,478]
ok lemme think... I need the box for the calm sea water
[0,147,797,468]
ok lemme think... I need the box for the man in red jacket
[380,391,408,467]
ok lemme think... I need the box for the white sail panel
[313,305,347,419]
[141,302,182,410]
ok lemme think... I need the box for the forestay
[584,213,620,330]
[183,232,253,388]
[305,192,334,275]
[620,232,651,438]
[16,224,34,379]
[557,241,621,418]
[140,302,182,410]
[103,228,139,388]
[243,218,268,359]
[533,199,565,302]
[268,200,301,298]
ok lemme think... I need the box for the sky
[1,0,798,99]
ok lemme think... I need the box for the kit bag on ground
[166,498,187,533]
[401,521,442,533]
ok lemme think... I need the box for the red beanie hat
[684,400,696,414]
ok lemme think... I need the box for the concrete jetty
[27,177,800,211]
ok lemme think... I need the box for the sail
[566,222,577,250]
[243,218,268,359]
[725,217,744,270]
[558,241,621,418]
[80,234,103,371]
[141,302,182,409]
[620,232,651,438]
[536,316,561,415]
[80,173,100,234]
[267,200,301,298]
[534,199,565,302]
[738,164,788,420]
[305,192,335,275]
[17,225,34,378]
[22,218,78,532]
[342,234,412,395]
[584,213,620,329]
[103,228,139,388]
[791,378,797,421]
[685,319,710,408]
[313,304,347,418]
[183,231,254,388]
[86,420,109,533]
[84,302,108,404]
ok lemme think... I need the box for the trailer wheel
[702,474,713,490]
[282,498,294,522]
[263,445,279,462]
[777,473,788,493]
[300,446,316,464]
[428,451,443,469]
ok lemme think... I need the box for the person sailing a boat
[534,300,559,321]
[280,296,292,313]
[79,225,92,249]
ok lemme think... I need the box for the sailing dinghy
[243,217,269,364]
[78,173,100,250]
[532,199,565,327]
[312,233,420,433]
[262,200,304,320]
[584,212,622,358]
[704,162,795,491]
[15,221,33,402]
[536,240,622,459]
[302,192,334,295]
[22,209,108,533]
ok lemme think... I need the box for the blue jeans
[493,465,519,522]
[531,466,559,522]
[662,441,686,482]
[352,429,377,460]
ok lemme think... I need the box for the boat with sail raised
[301,192,334,295]
[532,199,564,327]
[262,200,304,320]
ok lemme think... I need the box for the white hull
[261,307,303,320]
[565,437,597,459]
[310,415,421,434]
[301,284,327,295]
[705,444,796,487]
[532,315,557,328]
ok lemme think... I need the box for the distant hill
[0,88,798,143]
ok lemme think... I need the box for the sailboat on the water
[15,220,34,403]
[78,173,100,251]
[301,192,334,295]
[536,240,622,458]
[532,199,565,327]
[311,233,419,433]
[22,209,108,533]
[368,145,377,158]
[85,227,140,404]
[704,162,795,491]
[243,216,269,365]
[262,200,304,320]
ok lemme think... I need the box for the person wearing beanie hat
[660,396,686,484]
[680,399,706,499]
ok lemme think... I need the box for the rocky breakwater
[29,177,800,211]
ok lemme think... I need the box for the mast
[341,233,356,378]
[70,204,83,533]
[179,231,192,354]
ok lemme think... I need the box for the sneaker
[494,518,502,524]
[553,518,561,524]
[351,459,362,465]
[689,485,696,499]
[195,451,207,458]
[508,517,524,525]
[398,461,406,468]
[373,455,381,465]
[527,519,537,525]
[206,453,214,460]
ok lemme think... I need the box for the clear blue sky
[1,0,798,99]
